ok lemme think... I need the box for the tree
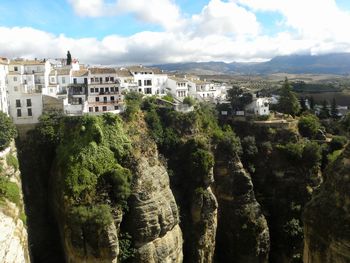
[309,96,315,110]
[331,97,338,119]
[67,51,72,65]
[277,78,300,116]
[0,112,17,151]
[298,114,321,138]
[227,86,253,111]
[319,100,330,119]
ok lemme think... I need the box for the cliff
[303,144,350,263]
[214,154,270,263]
[0,143,30,263]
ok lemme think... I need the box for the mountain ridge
[153,53,350,75]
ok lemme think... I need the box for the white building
[245,97,270,116]
[0,58,9,114]
[166,76,189,100]
[128,65,167,95]
[7,60,46,124]
[86,68,123,114]
[47,68,71,97]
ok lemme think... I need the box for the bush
[330,136,347,152]
[183,97,196,106]
[70,204,112,227]
[118,232,135,262]
[298,114,321,138]
[162,94,174,103]
[302,142,322,169]
[0,176,20,206]
[0,112,17,151]
[6,154,19,171]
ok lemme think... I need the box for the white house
[0,58,9,114]
[245,97,270,116]
[166,76,189,100]
[128,65,167,95]
[7,60,46,124]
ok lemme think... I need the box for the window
[100,88,104,93]
[110,87,114,92]
[111,96,115,101]
[95,107,99,112]
[16,99,21,107]
[73,78,77,84]
[105,77,109,82]
[27,99,32,107]
[95,88,98,93]
[144,80,152,86]
[114,106,119,110]
[105,87,109,93]
[27,108,32,116]
[62,77,66,84]
[91,78,94,83]
[14,86,18,92]
[14,66,18,71]
[14,77,17,82]
[110,77,114,82]
[102,106,107,111]
[90,88,94,93]
[89,107,93,112]
[115,87,119,92]
[95,97,99,102]
[51,77,55,83]
[145,88,152,94]
[95,78,98,82]
[103,97,107,102]
[138,80,142,86]
[17,109,21,117]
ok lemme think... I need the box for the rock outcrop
[303,144,350,263]
[214,155,270,263]
[127,152,183,262]
[0,144,30,263]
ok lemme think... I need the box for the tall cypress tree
[331,97,338,119]
[277,78,300,116]
[67,51,72,65]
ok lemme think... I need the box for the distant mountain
[154,53,350,75]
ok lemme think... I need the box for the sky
[1,0,350,65]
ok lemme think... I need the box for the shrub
[302,142,322,169]
[0,176,20,206]
[70,204,112,227]
[162,94,174,103]
[183,97,196,106]
[0,112,17,151]
[190,148,214,177]
[118,232,135,262]
[6,154,19,171]
[298,114,321,138]
[330,136,347,152]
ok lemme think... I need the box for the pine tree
[300,97,307,112]
[331,97,338,119]
[67,51,72,65]
[319,100,330,119]
[277,78,300,116]
[309,96,315,110]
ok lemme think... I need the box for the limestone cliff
[303,144,350,263]
[0,143,30,263]
[214,154,270,263]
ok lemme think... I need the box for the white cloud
[68,0,182,30]
[191,0,260,38]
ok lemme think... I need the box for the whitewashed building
[0,58,9,114]
[7,60,47,124]
[166,77,189,100]
[245,97,270,116]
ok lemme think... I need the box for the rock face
[127,154,183,263]
[303,145,350,263]
[214,155,270,263]
[0,144,30,263]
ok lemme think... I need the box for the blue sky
[0,0,350,64]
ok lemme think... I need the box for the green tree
[0,112,17,151]
[309,96,315,110]
[319,100,330,119]
[227,86,253,111]
[67,51,72,65]
[298,114,321,138]
[277,78,300,116]
[300,97,307,113]
[331,98,338,119]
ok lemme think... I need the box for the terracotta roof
[0,58,8,65]
[89,67,116,75]
[169,76,188,83]
[150,67,166,74]
[128,65,154,73]
[10,59,45,65]
[115,68,133,77]
[72,69,89,77]
[56,68,71,75]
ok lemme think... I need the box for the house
[46,68,71,97]
[0,58,9,114]
[128,65,167,95]
[86,67,123,114]
[245,97,270,116]
[6,59,47,124]
[166,76,189,99]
